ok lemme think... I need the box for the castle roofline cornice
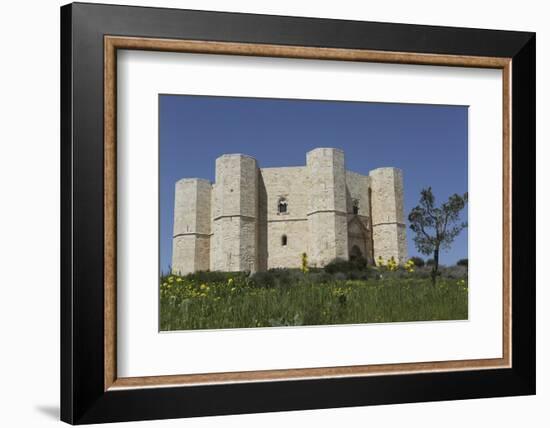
[306,147,344,154]
[176,177,212,184]
[369,166,403,174]
[346,169,370,178]
[216,153,257,161]
[260,165,306,170]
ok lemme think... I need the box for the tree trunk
[431,247,440,286]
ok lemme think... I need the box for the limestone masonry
[172,148,407,274]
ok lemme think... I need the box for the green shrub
[410,267,432,279]
[181,270,246,284]
[249,268,304,289]
[333,272,347,281]
[409,256,425,267]
[248,271,276,288]
[349,271,370,280]
[426,258,435,266]
[441,265,468,279]
[307,271,334,284]
[324,256,368,274]
[457,258,468,267]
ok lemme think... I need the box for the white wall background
[0,1,546,427]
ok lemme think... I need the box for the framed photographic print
[60,2,535,424]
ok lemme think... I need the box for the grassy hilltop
[160,259,468,331]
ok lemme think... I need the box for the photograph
[159,95,469,331]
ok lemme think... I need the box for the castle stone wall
[172,148,407,274]
[369,167,408,264]
[259,167,310,269]
[345,171,371,218]
[266,220,308,269]
[306,148,348,267]
[172,178,211,274]
[261,167,310,221]
[211,154,258,272]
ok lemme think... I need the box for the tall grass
[159,269,468,331]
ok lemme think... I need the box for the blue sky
[159,95,468,273]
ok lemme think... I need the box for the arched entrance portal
[347,217,373,264]
[350,245,363,260]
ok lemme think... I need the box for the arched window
[352,199,359,215]
[278,198,288,214]
[281,235,288,246]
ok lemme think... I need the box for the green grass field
[160,267,468,331]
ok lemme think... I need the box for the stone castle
[172,148,407,275]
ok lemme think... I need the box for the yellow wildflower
[387,256,398,271]
[301,252,309,274]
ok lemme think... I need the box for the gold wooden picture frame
[104,36,511,391]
